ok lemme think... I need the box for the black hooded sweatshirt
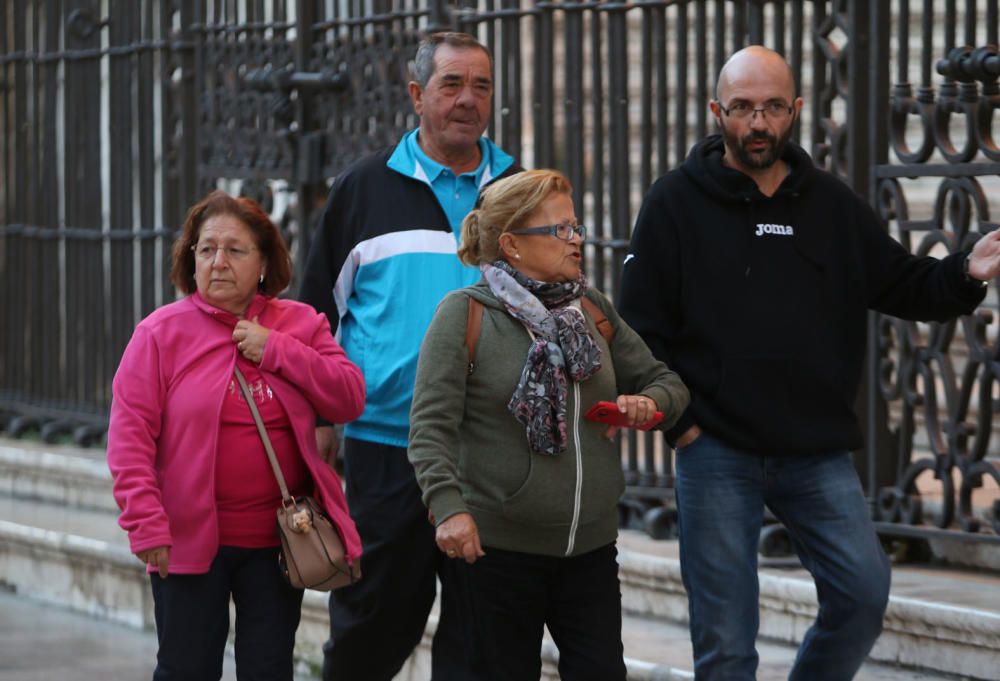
[619,134,985,455]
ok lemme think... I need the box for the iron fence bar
[773,1,786,56]
[810,0,828,165]
[733,0,747,54]
[562,8,581,210]
[0,40,181,64]
[965,0,977,47]
[672,3,687,168]
[176,0,199,225]
[654,6,668,177]
[865,0,895,509]
[109,0,136,394]
[990,0,998,45]
[899,0,910,85]
[790,0,804,143]
[747,0,763,43]
[694,2,708,141]
[921,0,933,86]
[713,0,726,88]
[502,0,523,163]
[589,5,605,291]
[293,0,318,278]
[640,7,653,194]
[138,1,157,316]
[876,162,1000,178]
[607,1,629,285]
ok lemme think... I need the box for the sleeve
[591,291,690,431]
[407,293,471,526]
[259,306,366,425]
[298,171,360,336]
[860,196,986,320]
[617,179,696,441]
[106,325,173,554]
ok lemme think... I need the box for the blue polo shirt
[394,129,496,235]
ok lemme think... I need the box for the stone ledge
[0,444,117,513]
[617,548,1000,680]
[0,520,686,681]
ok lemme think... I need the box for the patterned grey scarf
[481,260,603,455]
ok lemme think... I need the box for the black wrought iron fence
[2,0,999,544]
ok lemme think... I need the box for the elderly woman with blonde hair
[408,169,689,680]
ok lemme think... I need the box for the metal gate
[2,1,999,544]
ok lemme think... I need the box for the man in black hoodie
[618,46,1000,681]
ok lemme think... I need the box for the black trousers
[150,545,304,681]
[323,438,475,681]
[452,542,627,681]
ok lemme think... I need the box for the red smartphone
[584,400,663,431]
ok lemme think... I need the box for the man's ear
[793,96,805,114]
[709,99,722,120]
[408,81,424,115]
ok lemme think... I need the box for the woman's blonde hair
[458,169,573,266]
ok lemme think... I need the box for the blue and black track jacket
[299,134,517,447]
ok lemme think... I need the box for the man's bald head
[715,45,796,103]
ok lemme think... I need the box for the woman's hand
[436,512,485,564]
[136,546,171,578]
[603,394,659,439]
[233,315,270,364]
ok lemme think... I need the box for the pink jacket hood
[108,292,365,573]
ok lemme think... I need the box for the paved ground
[0,589,219,681]
[0,588,970,681]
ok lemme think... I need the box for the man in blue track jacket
[299,32,518,681]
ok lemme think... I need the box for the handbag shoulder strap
[465,296,484,375]
[234,366,293,504]
[580,296,614,345]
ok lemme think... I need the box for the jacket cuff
[640,387,672,426]
[429,487,468,527]
[664,410,696,447]
[956,250,990,300]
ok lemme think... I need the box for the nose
[455,84,476,107]
[211,248,229,266]
[749,110,770,129]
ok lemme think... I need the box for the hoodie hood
[680,133,816,203]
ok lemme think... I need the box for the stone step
[2,438,997,680]
[0,505,963,681]
[0,500,693,681]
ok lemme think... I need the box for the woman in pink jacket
[107,190,365,681]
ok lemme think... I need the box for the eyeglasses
[718,100,794,120]
[192,243,258,261]
[508,223,587,241]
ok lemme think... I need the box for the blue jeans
[675,433,891,681]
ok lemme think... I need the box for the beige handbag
[234,367,361,591]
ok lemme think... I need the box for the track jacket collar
[386,128,514,189]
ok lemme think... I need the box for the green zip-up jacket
[408,282,690,557]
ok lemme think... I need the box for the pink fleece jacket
[107,292,365,574]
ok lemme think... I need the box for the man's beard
[722,117,795,169]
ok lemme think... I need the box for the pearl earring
[515,254,521,260]
[259,274,264,284]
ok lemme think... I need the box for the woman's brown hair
[170,190,292,296]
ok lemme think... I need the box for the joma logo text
[755,223,794,236]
